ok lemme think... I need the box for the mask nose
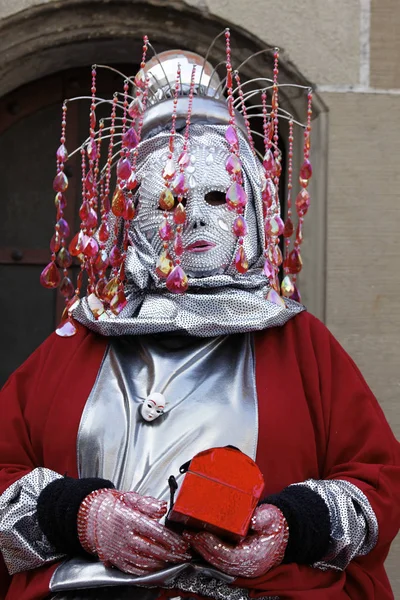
[186,194,208,232]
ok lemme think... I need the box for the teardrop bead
[159,188,175,211]
[122,127,139,149]
[53,171,68,192]
[94,249,109,273]
[300,159,312,182]
[56,317,77,337]
[86,139,97,161]
[128,97,144,118]
[68,232,81,256]
[286,248,303,274]
[226,182,247,211]
[283,217,294,238]
[57,218,70,238]
[232,215,248,237]
[225,154,242,175]
[174,233,184,256]
[173,203,186,225]
[162,158,176,181]
[55,192,67,210]
[57,247,72,268]
[103,276,119,302]
[266,288,286,307]
[159,220,173,241]
[295,189,310,217]
[110,288,128,315]
[109,245,123,267]
[265,215,284,238]
[225,126,238,147]
[83,236,99,257]
[60,276,75,298]
[290,284,301,303]
[263,150,276,175]
[40,261,61,289]
[112,187,126,217]
[123,199,135,220]
[83,208,98,229]
[98,222,110,243]
[281,275,295,298]
[87,292,105,319]
[268,244,283,267]
[117,157,132,180]
[166,265,188,294]
[79,201,90,221]
[50,232,61,253]
[171,172,188,196]
[178,151,190,167]
[126,174,138,190]
[56,144,68,163]
[263,260,274,279]
[155,250,173,278]
[234,246,248,274]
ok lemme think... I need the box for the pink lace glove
[77,489,191,575]
[183,503,288,578]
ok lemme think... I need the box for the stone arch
[0,0,328,319]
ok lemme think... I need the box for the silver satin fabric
[0,468,64,574]
[73,125,304,337]
[77,333,258,496]
[51,332,259,596]
[293,479,378,571]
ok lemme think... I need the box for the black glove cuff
[261,484,331,564]
[37,476,115,555]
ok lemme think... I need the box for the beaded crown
[40,30,313,337]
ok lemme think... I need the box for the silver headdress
[41,32,312,337]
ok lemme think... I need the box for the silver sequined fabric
[164,572,279,600]
[0,468,65,574]
[73,125,304,337]
[293,479,378,571]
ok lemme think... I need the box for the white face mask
[135,137,258,278]
[140,392,166,422]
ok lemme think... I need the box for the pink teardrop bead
[94,249,109,273]
[166,265,188,294]
[85,171,94,192]
[172,173,188,195]
[232,215,248,237]
[53,171,68,192]
[56,317,77,337]
[263,260,274,279]
[234,246,248,274]
[79,201,90,221]
[109,245,123,267]
[226,154,242,175]
[159,220,173,241]
[110,289,128,315]
[266,288,286,307]
[178,151,190,167]
[263,150,276,175]
[128,97,144,118]
[57,218,70,238]
[57,247,72,268]
[296,189,310,217]
[50,232,61,253]
[226,182,247,211]
[225,125,238,147]
[290,284,301,303]
[83,236,99,257]
[83,208,98,229]
[283,217,294,238]
[162,158,176,181]
[265,215,284,238]
[56,144,68,163]
[122,127,139,149]
[60,276,75,299]
[174,233,184,256]
[300,158,312,181]
[40,261,61,289]
[117,157,132,180]
[55,192,67,210]
[98,222,110,242]
[173,204,186,225]
[126,174,138,191]
[86,139,97,161]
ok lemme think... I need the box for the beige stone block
[322,91,400,595]
[371,0,400,89]
[207,0,361,85]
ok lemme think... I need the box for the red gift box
[168,446,265,541]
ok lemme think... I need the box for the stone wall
[0,0,398,594]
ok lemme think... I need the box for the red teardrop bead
[234,246,248,274]
[60,276,75,298]
[40,261,61,289]
[166,265,188,294]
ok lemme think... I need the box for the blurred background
[0,0,399,593]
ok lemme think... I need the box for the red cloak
[0,311,399,600]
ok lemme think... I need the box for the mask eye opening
[204,191,226,206]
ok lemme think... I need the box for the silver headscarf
[73,124,304,336]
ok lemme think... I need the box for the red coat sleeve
[237,312,400,599]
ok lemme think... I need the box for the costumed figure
[0,30,399,600]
